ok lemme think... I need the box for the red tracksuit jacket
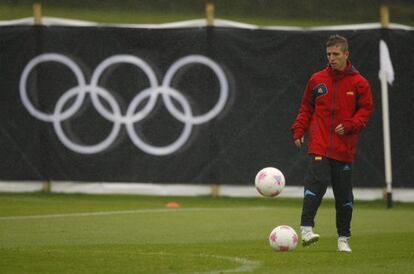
[291,61,373,163]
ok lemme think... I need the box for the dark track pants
[300,155,354,237]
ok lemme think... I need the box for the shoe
[301,229,320,246]
[338,237,352,252]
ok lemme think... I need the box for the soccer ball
[269,225,298,252]
[255,167,285,197]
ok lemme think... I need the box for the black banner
[0,25,413,188]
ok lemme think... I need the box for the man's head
[326,34,349,71]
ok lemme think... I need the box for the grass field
[0,193,413,274]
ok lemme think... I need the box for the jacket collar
[327,61,359,79]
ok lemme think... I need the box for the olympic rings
[19,53,229,155]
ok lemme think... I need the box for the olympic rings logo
[19,53,229,155]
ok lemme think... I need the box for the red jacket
[291,61,373,163]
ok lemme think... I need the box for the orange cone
[166,202,180,208]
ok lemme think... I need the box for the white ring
[90,55,159,122]
[125,86,193,156]
[53,85,122,154]
[19,53,86,122]
[162,55,229,124]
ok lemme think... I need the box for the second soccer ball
[269,225,298,252]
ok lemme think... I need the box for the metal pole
[380,71,392,208]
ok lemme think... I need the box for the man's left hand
[335,124,345,135]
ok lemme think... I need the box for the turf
[0,193,413,273]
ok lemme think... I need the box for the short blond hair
[326,34,348,52]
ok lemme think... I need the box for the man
[291,34,373,252]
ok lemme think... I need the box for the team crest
[312,84,328,105]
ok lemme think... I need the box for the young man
[291,35,373,252]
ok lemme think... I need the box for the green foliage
[0,0,413,26]
[0,193,413,273]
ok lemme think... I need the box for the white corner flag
[379,39,395,85]
[378,39,394,208]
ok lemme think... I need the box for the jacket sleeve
[342,78,373,134]
[291,80,314,140]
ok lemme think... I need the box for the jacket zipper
[327,78,337,157]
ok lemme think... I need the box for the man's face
[326,45,349,71]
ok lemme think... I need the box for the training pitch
[0,193,413,273]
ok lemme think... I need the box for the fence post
[206,1,215,26]
[205,1,219,196]
[380,5,390,28]
[33,2,42,25]
[211,184,220,197]
[33,3,51,194]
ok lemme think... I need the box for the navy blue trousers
[300,155,354,237]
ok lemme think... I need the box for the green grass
[0,193,414,273]
[2,3,412,27]
[0,4,201,24]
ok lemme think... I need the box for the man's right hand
[294,136,304,149]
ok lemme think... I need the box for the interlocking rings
[19,53,229,155]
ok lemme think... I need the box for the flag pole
[379,70,392,208]
[380,5,392,208]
